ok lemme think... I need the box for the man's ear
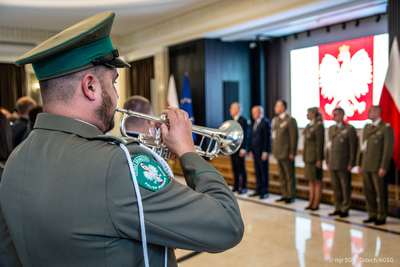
[81,74,98,101]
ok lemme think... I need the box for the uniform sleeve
[240,118,248,151]
[289,118,299,155]
[381,125,395,170]
[107,149,244,253]
[348,126,358,167]
[325,127,331,165]
[262,120,271,154]
[316,124,325,162]
[0,201,22,267]
[355,127,364,167]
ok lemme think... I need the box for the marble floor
[174,177,400,267]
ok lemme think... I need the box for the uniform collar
[279,112,287,120]
[336,122,343,128]
[372,118,382,126]
[34,113,104,138]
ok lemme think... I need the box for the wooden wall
[170,156,400,217]
[169,39,252,129]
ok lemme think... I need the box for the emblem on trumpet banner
[131,154,168,191]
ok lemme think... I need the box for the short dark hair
[333,107,345,115]
[15,96,36,114]
[123,96,152,127]
[29,104,43,126]
[370,105,382,114]
[39,66,107,105]
[276,99,287,110]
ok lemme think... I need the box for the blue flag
[180,75,196,141]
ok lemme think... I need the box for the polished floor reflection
[174,177,400,267]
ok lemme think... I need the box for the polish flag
[379,37,400,169]
[167,74,179,108]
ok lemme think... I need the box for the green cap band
[32,36,114,80]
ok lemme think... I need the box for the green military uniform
[326,122,357,213]
[0,11,244,267]
[272,113,299,199]
[0,114,244,267]
[303,120,324,180]
[356,120,394,221]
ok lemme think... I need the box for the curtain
[0,63,26,112]
[128,57,154,101]
[263,38,282,120]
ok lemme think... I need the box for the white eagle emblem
[319,45,372,117]
[141,163,163,184]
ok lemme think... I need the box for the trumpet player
[0,11,244,267]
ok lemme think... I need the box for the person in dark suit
[229,102,249,194]
[123,96,153,138]
[249,105,271,199]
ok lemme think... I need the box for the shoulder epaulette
[88,135,138,145]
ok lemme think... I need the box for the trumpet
[116,108,243,160]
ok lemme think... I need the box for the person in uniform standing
[123,96,153,138]
[357,106,394,225]
[0,12,244,267]
[272,99,298,203]
[303,107,325,211]
[229,102,248,194]
[326,107,357,218]
[249,105,271,199]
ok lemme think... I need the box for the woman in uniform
[303,107,325,210]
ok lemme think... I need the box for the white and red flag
[167,74,179,108]
[379,37,400,169]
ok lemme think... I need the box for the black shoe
[375,219,386,225]
[259,193,269,199]
[285,198,295,204]
[305,206,312,210]
[239,188,247,194]
[311,207,319,211]
[363,218,376,223]
[275,198,287,202]
[329,211,341,216]
[232,188,239,192]
[340,212,349,218]
[250,193,260,197]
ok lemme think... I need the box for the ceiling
[0,0,222,35]
[0,0,388,43]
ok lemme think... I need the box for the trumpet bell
[218,120,243,155]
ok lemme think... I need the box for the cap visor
[105,57,131,68]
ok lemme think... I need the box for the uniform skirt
[305,162,322,180]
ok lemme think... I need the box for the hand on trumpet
[159,108,197,159]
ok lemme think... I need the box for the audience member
[249,105,271,199]
[303,107,325,211]
[357,106,394,225]
[21,104,43,140]
[229,102,248,194]
[0,112,13,182]
[123,96,153,138]
[326,107,357,218]
[272,99,298,204]
[11,96,36,148]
